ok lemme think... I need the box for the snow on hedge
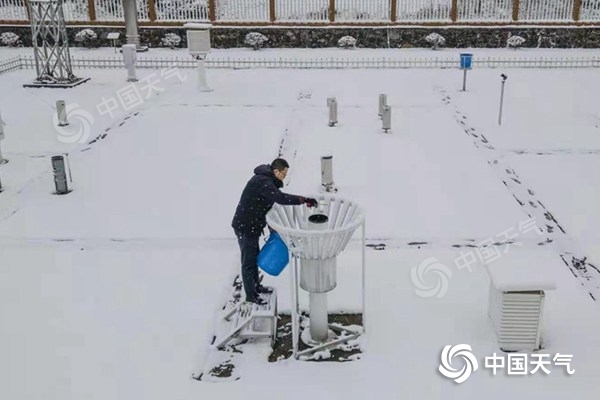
[244,32,268,50]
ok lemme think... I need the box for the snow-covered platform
[212,288,278,350]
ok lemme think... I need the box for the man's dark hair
[271,158,290,171]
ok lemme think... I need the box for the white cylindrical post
[291,255,299,357]
[0,110,6,165]
[122,0,140,49]
[305,213,331,343]
[56,100,68,126]
[498,74,507,126]
[382,105,391,133]
[327,97,337,127]
[361,220,366,334]
[197,58,211,92]
[309,292,328,342]
[321,154,334,190]
[122,44,138,82]
[498,82,505,125]
[462,69,467,92]
[378,94,387,117]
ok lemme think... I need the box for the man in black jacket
[232,158,318,305]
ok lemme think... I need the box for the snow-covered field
[0,47,599,399]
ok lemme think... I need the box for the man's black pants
[236,233,260,301]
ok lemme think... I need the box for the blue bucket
[257,231,289,276]
[460,53,473,69]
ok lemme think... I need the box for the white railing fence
[216,0,269,22]
[397,0,452,22]
[519,0,574,21]
[5,54,600,71]
[275,0,329,21]
[154,0,210,22]
[0,0,598,23]
[580,0,600,21]
[94,0,149,21]
[458,0,513,22]
[62,0,90,21]
[0,56,21,74]
[336,0,389,22]
[0,0,26,20]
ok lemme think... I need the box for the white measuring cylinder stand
[378,94,387,117]
[184,23,213,92]
[122,44,138,82]
[266,194,366,355]
[327,97,338,127]
[304,213,334,341]
[382,105,391,133]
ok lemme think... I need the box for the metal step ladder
[212,288,278,349]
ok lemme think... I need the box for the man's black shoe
[256,285,273,294]
[246,296,267,306]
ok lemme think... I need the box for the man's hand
[304,198,318,208]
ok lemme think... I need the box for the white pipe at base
[309,292,328,342]
[291,256,299,357]
[197,59,212,92]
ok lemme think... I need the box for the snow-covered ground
[0,47,599,399]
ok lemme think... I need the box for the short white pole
[291,255,299,358]
[378,94,387,117]
[498,74,508,126]
[362,220,366,334]
[321,154,334,191]
[197,57,212,92]
[0,110,7,165]
[122,44,138,82]
[309,292,328,342]
[327,97,337,127]
[56,100,68,127]
[382,105,392,133]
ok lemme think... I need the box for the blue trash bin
[460,53,473,70]
[257,231,289,276]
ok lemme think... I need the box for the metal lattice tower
[25,0,89,88]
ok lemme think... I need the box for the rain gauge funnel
[266,194,366,357]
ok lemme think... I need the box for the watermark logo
[439,344,479,383]
[53,102,94,144]
[411,257,453,298]
[438,345,575,382]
